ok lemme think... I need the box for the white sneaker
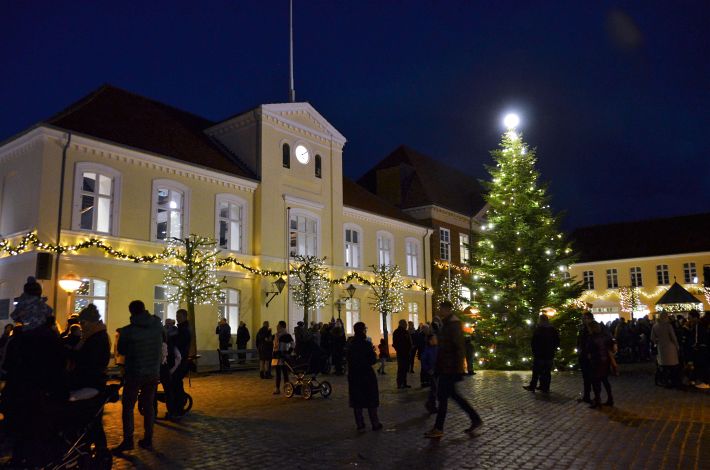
[694,383,710,389]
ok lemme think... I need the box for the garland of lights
[433,259,472,274]
[0,232,429,291]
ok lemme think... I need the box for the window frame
[345,297,360,335]
[683,262,697,284]
[215,194,248,254]
[376,230,394,266]
[289,208,320,257]
[218,288,241,333]
[439,227,451,261]
[73,278,109,322]
[405,237,420,277]
[72,162,122,236]
[583,271,595,290]
[153,284,178,322]
[656,264,670,286]
[151,179,190,242]
[343,223,363,268]
[630,266,643,288]
[407,302,419,327]
[606,268,618,289]
[459,233,470,264]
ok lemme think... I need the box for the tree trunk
[303,305,309,326]
[382,310,389,351]
[188,300,197,357]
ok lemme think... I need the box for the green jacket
[117,313,163,378]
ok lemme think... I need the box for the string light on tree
[369,264,405,348]
[289,255,331,324]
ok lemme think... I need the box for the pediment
[262,103,346,144]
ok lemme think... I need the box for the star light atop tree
[469,115,582,369]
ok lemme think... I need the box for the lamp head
[58,273,83,293]
[274,277,286,294]
[346,283,356,299]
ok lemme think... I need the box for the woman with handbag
[272,321,293,395]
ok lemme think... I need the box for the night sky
[2,1,708,230]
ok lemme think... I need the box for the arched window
[282,143,291,168]
[72,162,122,236]
[315,155,322,178]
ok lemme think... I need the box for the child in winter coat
[377,338,389,374]
[421,334,439,414]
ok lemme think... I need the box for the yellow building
[0,85,432,363]
[569,214,710,322]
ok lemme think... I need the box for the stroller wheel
[320,381,332,398]
[303,384,313,400]
[183,393,193,413]
[284,382,295,398]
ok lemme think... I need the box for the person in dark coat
[330,321,346,375]
[587,321,614,408]
[392,319,413,389]
[236,321,251,364]
[576,312,594,403]
[346,322,383,432]
[255,321,273,379]
[523,314,560,393]
[3,277,67,467]
[425,301,482,439]
[216,318,232,370]
[464,335,475,376]
[169,308,192,418]
[408,321,417,373]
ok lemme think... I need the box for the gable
[262,103,346,145]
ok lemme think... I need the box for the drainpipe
[422,228,432,322]
[52,132,71,311]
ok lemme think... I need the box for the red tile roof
[342,177,425,227]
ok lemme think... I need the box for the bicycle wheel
[320,381,332,398]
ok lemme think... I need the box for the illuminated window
[377,231,394,266]
[152,180,190,241]
[656,265,669,285]
[282,143,290,168]
[405,238,420,277]
[683,262,697,284]
[379,311,392,335]
[216,195,246,252]
[218,288,240,333]
[72,162,121,235]
[630,267,643,288]
[459,234,470,264]
[344,225,362,268]
[583,271,594,290]
[408,302,419,327]
[439,228,450,261]
[606,269,618,289]
[290,211,318,257]
[153,285,178,322]
[74,278,108,321]
[345,298,360,335]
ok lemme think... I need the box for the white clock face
[295,145,310,164]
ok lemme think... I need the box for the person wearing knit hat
[11,276,53,331]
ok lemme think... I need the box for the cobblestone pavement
[3,364,709,469]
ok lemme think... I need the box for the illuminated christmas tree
[290,255,331,324]
[164,235,225,355]
[369,264,405,347]
[470,115,582,369]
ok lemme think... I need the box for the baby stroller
[43,381,122,470]
[282,354,332,400]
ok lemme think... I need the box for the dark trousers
[353,407,380,429]
[591,375,612,403]
[237,342,247,363]
[434,374,480,431]
[409,348,417,372]
[275,365,289,389]
[122,375,158,443]
[579,359,592,400]
[396,354,409,387]
[691,347,710,384]
[169,363,189,415]
[159,366,174,415]
[529,358,553,391]
[219,348,231,369]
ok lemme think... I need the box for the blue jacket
[421,344,438,374]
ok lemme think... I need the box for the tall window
[218,288,240,333]
[405,238,419,276]
[683,262,697,283]
[345,298,360,335]
[73,163,121,235]
[459,234,470,264]
[216,195,245,252]
[656,265,670,285]
[315,155,322,178]
[344,226,361,268]
[74,278,108,321]
[439,228,451,260]
[583,271,594,290]
[153,285,178,322]
[630,267,643,287]
[377,231,393,266]
[290,212,318,256]
[282,143,290,168]
[408,302,419,327]
[153,180,189,241]
[606,268,618,289]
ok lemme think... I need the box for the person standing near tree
[587,321,614,408]
[170,308,192,417]
[407,321,417,373]
[393,319,413,389]
[216,317,232,370]
[425,301,482,439]
[256,321,272,379]
[523,314,560,393]
[576,312,594,403]
[113,300,163,453]
[236,321,250,364]
[272,321,293,395]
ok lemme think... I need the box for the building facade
[0,86,431,361]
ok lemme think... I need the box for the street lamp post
[333,284,357,322]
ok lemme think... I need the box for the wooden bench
[216,348,258,372]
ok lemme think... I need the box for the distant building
[569,213,710,322]
[0,85,431,359]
